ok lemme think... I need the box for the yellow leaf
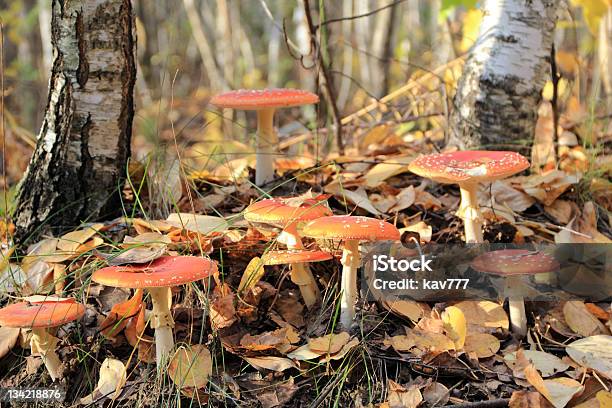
[570,0,610,34]
[168,344,213,389]
[442,306,467,349]
[238,257,265,294]
[453,301,509,330]
[463,333,500,358]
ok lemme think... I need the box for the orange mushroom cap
[0,298,85,328]
[92,256,217,288]
[244,198,332,226]
[471,249,560,276]
[262,250,333,265]
[210,88,319,110]
[303,216,400,241]
[408,151,529,184]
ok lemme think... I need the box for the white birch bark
[448,0,557,149]
[14,0,136,242]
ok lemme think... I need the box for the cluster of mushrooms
[0,88,561,382]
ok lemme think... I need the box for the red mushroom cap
[471,249,560,276]
[210,89,319,110]
[408,151,529,184]
[303,216,400,241]
[262,250,333,265]
[92,256,217,288]
[244,197,332,226]
[0,298,85,328]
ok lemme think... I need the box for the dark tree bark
[14,0,136,243]
[447,0,557,151]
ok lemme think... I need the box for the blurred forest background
[1,0,610,195]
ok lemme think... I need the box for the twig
[303,0,344,155]
[550,43,560,149]
[314,0,408,30]
[444,399,510,408]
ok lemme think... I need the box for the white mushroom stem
[148,287,175,366]
[256,108,277,186]
[457,183,484,243]
[30,328,62,381]
[339,239,360,329]
[506,276,527,337]
[278,223,320,309]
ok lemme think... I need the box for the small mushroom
[303,216,400,329]
[0,297,85,380]
[471,249,560,337]
[244,197,332,309]
[408,151,529,243]
[210,89,319,186]
[92,256,217,366]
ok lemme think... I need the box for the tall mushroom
[302,216,400,329]
[92,256,217,366]
[408,151,529,243]
[210,89,319,186]
[471,249,559,337]
[0,297,85,380]
[244,197,332,309]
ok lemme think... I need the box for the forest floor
[0,62,611,407]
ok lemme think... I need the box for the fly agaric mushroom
[92,256,217,365]
[0,297,85,380]
[244,197,332,309]
[210,89,319,186]
[302,216,400,329]
[408,151,529,243]
[471,249,559,337]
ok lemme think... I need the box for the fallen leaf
[166,213,228,235]
[389,186,416,213]
[544,200,575,224]
[57,224,103,253]
[286,344,321,361]
[555,202,612,244]
[238,257,265,294]
[399,222,433,243]
[99,289,143,339]
[463,333,500,358]
[453,301,509,330]
[322,337,360,362]
[383,299,428,322]
[364,156,414,188]
[324,182,382,215]
[442,306,467,349]
[566,335,612,379]
[509,390,550,408]
[244,356,297,372]
[386,380,423,408]
[168,344,212,389]
[480,180,535,213]
[505,350,570,378]
[521,171,580,206]
[308,332,350,355]
[0,327,20,358]
[209,284,237,329]
[79,358,127,404]
[422,382,450,406]
[563,301,609,337]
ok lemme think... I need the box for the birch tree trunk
[14,0,136,243]
[447,0,557,150]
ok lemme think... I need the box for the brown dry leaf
[124,307,155,363]
[363,156,414,188]
[521,170,580,206]
[240,327,299,352]
[308,332,350,355]
[453,301,509,330]
[480,180,536,213]
[322,337,360,362]
[100,289,143,339]
[386,380,423,408]
[79,358,127,404]
[371,193,398,213]
[275,296,305,328]
[389,186,416,213]
[463,333,500,358]
[523,350,584,408]
[566,335,612,379]
[238,257,265,294]
[0,327,20,359]
[531,103,557,172]
[286,344,322,361]
[254,376,298,408]
[166,213,228,235]
[23,260,54,294]
[544,200,575,224]
[585,303,609,321]
[388,329,455,354]
[209,284,237,329]
[244,356,297,372]
[422,382,450,406]
[504,350,569,378]
[509,391,551,408]
[563,301,609,337]
[555,202,612,244]
[132,218,173,234]
[57,224,103,253]
[104,232,170,265]
[168,345,212,389]
[414,189,442,210]
[442,306,467,349]
[383,299,429,322]
[324,181,381,216]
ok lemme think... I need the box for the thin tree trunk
[447,0,557,150]
[14,0,136,243]
[38,0,53,81]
